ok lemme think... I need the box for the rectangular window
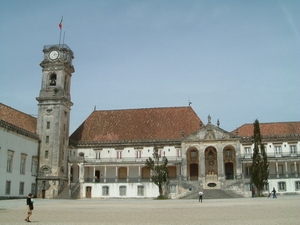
[169,185,177,193]
[19,182,24,195]
[102,186,109,196]
[290,145,297,156]
[278,165,283,175]
[295,181,300,190]
[31,157,38,176]
[5,181,11,195]
[245,166,251,176]
[290,163,299,175]
[46,136,49,143]
[117,151,122,159]
[226,150,232,157]
[20,154,26,174]
[7,150,14,173]
[137,186,144,196]
[45,150,49,159]
[245,147,251,158]
[275,146,282,157]
[191,151,197,161]
[278,182,286,191]
[119,186,126,196]
[136,150,142,159]
[46,121,50,129]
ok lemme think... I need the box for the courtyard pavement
[0,195,299,224]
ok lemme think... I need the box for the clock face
[49,51,59,60]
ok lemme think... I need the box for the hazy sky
[1,0,299,134]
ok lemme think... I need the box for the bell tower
[36,44,74,198]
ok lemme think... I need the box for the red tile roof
[0,103,37,134]
[70,106,202,142]
[233,122,300,138]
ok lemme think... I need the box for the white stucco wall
[0,128,39,198]
[81,182,159,198]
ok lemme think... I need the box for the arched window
[50,74,57,86]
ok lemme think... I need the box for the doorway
[86,186,92,198]
[225,162,234,179]
[190,164,198,180]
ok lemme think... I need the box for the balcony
[69,156,182,164]
[240,151,300,160]
[243,173,298,180]
[83,176,180,184]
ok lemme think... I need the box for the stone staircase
[55,183,80,199]
[181,189,244,199]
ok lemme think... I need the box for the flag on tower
[59,17,63,30]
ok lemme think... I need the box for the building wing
[233,121,300,138]
[0,103,37,136]
[70,106,202,142]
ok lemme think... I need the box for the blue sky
[1,0,299,134]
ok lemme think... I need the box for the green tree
[251,119,269,196]
[145,146,169,197]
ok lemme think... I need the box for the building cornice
[0,119,39,141]
[69,138,182,149]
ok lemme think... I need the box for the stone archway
[223,146,236,180]
[186,148,199,180]
[70,164,80,183]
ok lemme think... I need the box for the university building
[1,44,299,199]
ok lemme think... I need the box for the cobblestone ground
[0,196,299,225]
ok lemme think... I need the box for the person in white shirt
[198,190,203,202]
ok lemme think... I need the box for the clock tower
[36,44,74,198]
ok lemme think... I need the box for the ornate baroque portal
[205,147,218,176]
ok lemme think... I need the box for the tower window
[50,74,57,86]
[46,136,49,143]
[47,122,50,129]
[45,150,49,159]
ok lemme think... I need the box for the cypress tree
[251,119,269,196]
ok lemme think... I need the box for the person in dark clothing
[25,193,34,222]
[271,187,277,198]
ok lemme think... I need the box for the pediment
[184,123,236,142]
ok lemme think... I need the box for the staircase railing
[70,182,80,199]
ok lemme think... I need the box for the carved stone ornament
[205,130,215,140]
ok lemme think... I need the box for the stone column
[199,147,205,178]
[217,146,224,179]
[285,161,288,178]
[127,166,129,182]
[138,166,141,182]
[79,163,84,183]
[93,166,96,182]
[235,144,242,179]
[68,163,71,185]
[115,166,118,182]
[294,162,298,177]
[104,166,107,183]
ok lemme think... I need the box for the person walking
[271,187,277,198]
[25,193,34,222]
[198,190,203,202]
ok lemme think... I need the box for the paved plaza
[0,195,299,224]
